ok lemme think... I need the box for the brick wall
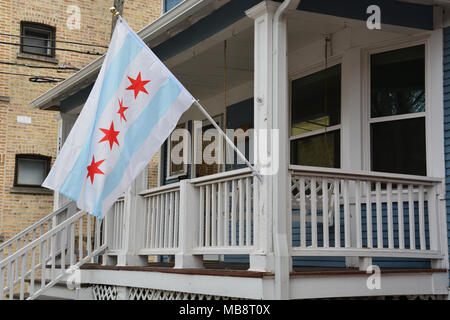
[0,0,162,243]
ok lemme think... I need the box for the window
[290,64,342,168]
[167,123,188,179]
[20,22,55,57]
[14,155,50,187]
[370,44,426,176]
[163,0,183,13]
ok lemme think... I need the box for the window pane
[291,130,340,168]
[291,65,341,136]
[17,159,46,185]
[371,45,425,118]
[371,117,426,176]
[23,29,50,55]
[164,0,183,12]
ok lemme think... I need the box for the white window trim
[289,57,343,168]
[361,36,431,174]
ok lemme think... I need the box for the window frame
[166,122,188,180]
[20,21,56,58]
[14,154,51,188]
[289,58,343,169]
[162,0,184,14]
[363,38,429,176]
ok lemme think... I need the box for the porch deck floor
[79,262,447,278]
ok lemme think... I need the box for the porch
[17,0,449,299]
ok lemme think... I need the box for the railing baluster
[87,215,92,258]
[51,234,56,281]
[151,197,157,248]
[199,186,205,247]
[70,223,75,266]
[19,254,26,300]
[224,182,229,246]
[168,192,174,248]
[164,193,170,248]
[61,227,67,272]
[78,217,83,262]
[333,179,340,248]
[311,178,318,248]
[231,180,237,247]
[418,185,426,251]
[246,177,251,247]
[174,191,180,247]
[366,182,373,248]
[376,182,383,249]
[387,183,394,249]
[30,247,36,296]
[343,179,350,248]
[158,194,164,249]
[322,179,329,248]
[212,183,217,247]
[355,180,362,249]
[218,183,223,247]
[205,185,211,247]
[408,185,415,250]
[299,177,306,248]
[7,261,13,300]
[0,266,4,300]
[397,184,405,250]
[238,179,244,247]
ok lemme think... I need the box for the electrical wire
[0,40,104,55]
[0,71,65,83]
[0,61,79,71]
[0,32,108,49]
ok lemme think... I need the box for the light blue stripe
[91,76,182,218]
[59,33,143,201]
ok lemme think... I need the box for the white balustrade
[290,165,444,261]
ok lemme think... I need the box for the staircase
[0,202,107,300]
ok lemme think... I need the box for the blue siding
[443,27,450,284]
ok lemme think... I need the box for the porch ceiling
[170,25,254,101]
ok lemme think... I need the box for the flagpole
[193,100,263,181]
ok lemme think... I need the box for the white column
[341,45,368,269]
[245,1,278,273]
[175,180,203,268]
[117,170,148,266]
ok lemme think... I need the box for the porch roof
[30,0,438,112]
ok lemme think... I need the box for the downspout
[272,0,301,300]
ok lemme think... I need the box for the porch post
[117,170,149,266]
[174,180,203,269]
[341,46,369,269]
[245,1,278,273]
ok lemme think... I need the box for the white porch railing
[104,196,125,253]
[289,165,444,260]
[0,210,106,300]
[191,169,256,254]
[0,201,77,261]
[138,183,181,255]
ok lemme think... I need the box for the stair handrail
[0,210,107,300]
[0,201,75,255]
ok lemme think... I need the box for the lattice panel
[92,285,243,300]
[92,285,118,300]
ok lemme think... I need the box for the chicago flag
[42,17,194,219]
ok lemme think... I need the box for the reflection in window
[370,45,426,176]
[291,131,340,168]
[371,117,426,176]
[291,64,341,136]
[371,45,425,118]
[290,65,341,169]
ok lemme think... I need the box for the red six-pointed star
[117,98,128,122]
[99,121,120,149]
[126,72,150,99]
[86,156,105,184]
